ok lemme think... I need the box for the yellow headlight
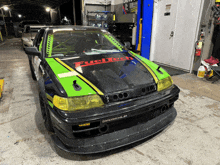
[53,95,69,110]
[53,95,104,111]
[157,76,173,91]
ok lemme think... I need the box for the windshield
[46,30,126,57]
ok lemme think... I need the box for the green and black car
[25,26,180,154]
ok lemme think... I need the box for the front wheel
[39,92,54,132]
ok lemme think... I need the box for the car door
[32,29,45,81]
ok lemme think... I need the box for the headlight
[53,95,104,111]
[22,38,30,42]
[157,76,173,91]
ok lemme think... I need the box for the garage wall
[192,0,215,72]
[150,0,206,72]
[82,0,112,25]
[82,0,136,24]
[111,0,137,23]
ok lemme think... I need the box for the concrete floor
[0,38,220,165]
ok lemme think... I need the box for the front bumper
[49,85,180,154]
[52,107,176,154]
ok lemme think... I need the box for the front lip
[51,106,177,154]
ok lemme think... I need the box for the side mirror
[25,47,41,56]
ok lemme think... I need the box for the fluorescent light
[18,14,22,18]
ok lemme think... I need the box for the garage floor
[0,38,220,165]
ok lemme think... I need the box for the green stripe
[104,34,123,51]
[39,38,43,52]
[129,51,170,80]
[46,34,54,57]
[45,58,96,97]
[48,101,53,108]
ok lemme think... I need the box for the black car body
[25,26,180,154]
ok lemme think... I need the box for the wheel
[39,92,54,132]
[28,60,36,81]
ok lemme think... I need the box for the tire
[39,92,54,132]
[28,60,36,81]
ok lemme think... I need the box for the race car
[25,26,180,154]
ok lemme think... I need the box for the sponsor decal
[79,123,90,127]
[74,56,133,68]
[58,71,79,78]
[102,115,128,123]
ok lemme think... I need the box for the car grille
[103,83,157,103]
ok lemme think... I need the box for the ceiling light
[3,6,9,11]
[46,7,51,12]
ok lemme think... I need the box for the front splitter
[51,106,177,154]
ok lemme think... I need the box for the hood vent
[104,83,156,103]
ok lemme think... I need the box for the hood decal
[59,52,155,94]
[128,51,159,83]
[54,58,104,96]
[46,58,98,97]
[74,56,133,68]
[129,52,170,81]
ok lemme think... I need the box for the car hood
[56,52,155,94]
